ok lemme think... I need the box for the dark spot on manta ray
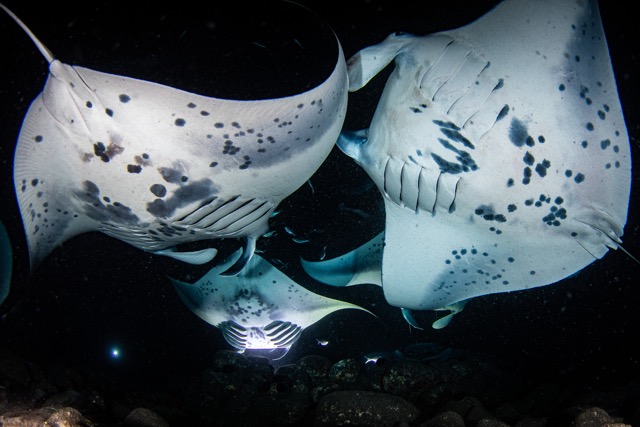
[127,164,142,174]
[601,139,611,150]
[523,152,535,166]
[175,118,186,127]
[559,84,566,91]
[509,117,530,147]
[187,102,196,108]
[214,122,224,128]
[75,180,140,225]
[574,173,585,183]
[31,179,38,187]
[209,161,218,168]
[134,154,151,166]
[105,108,114,117]
[158,167,185,184]
[586,122,594,131]
[200,111,209,116]
[34,135,43,143]
[535,159,551,177]
[86,101,92,108]
[119,94,131,103]
[146,179,216,219]
[94,141,124,163]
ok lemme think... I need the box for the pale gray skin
[4,3,348,273]
[171,250,370,358]
[338,0,631,311]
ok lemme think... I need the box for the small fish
[316,339,329,346]
[319,245,327,260]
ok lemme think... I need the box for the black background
[0,0,638,390]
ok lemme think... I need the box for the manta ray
[171,249,372,360]
[1,3,348,274]
[316,0,632,313]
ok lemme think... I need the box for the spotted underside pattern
[339,0,631,310]
[171,250,369,355]
[10,10,348,269]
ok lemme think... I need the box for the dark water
[0,0,638,393]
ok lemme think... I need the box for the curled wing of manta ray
[0,3,348,275]
[338,0,631,311]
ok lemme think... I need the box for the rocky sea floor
[1,346,639,427]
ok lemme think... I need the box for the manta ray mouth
[219,320,303,351]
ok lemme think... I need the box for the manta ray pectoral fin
[401,308,424,330]
[301,232,384,287]
[220,235,258,276]
[432,300,468,329]
[347,32,413,91]
[432,313,457,330]
[153,247,218,265]
[301,250,358,287]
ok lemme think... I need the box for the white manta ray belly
[170,249,371,360]
[2,4,348,271]
[339,0,631,310]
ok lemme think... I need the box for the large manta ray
[320,0,631,312]
[1,3,348,274]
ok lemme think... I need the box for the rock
[296,355,332,385]
[493,402,523,424]
[209,350,249,372]
[0,406,92,427]
[315,390,420,427]
[328,358,360,385]
[311,381,340,403]
[273,364,311,395]
[382,360,438,397]
[421,410,465,427]
[46,407,94,426]
[476,418,511,427]
[253,392,311,425]
[124,407,170,427]
[570,407,631,427]
[514,417,551,427]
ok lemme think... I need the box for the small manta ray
[336,0,631,311]
[170,249,371,360]
[1,3,348,274]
